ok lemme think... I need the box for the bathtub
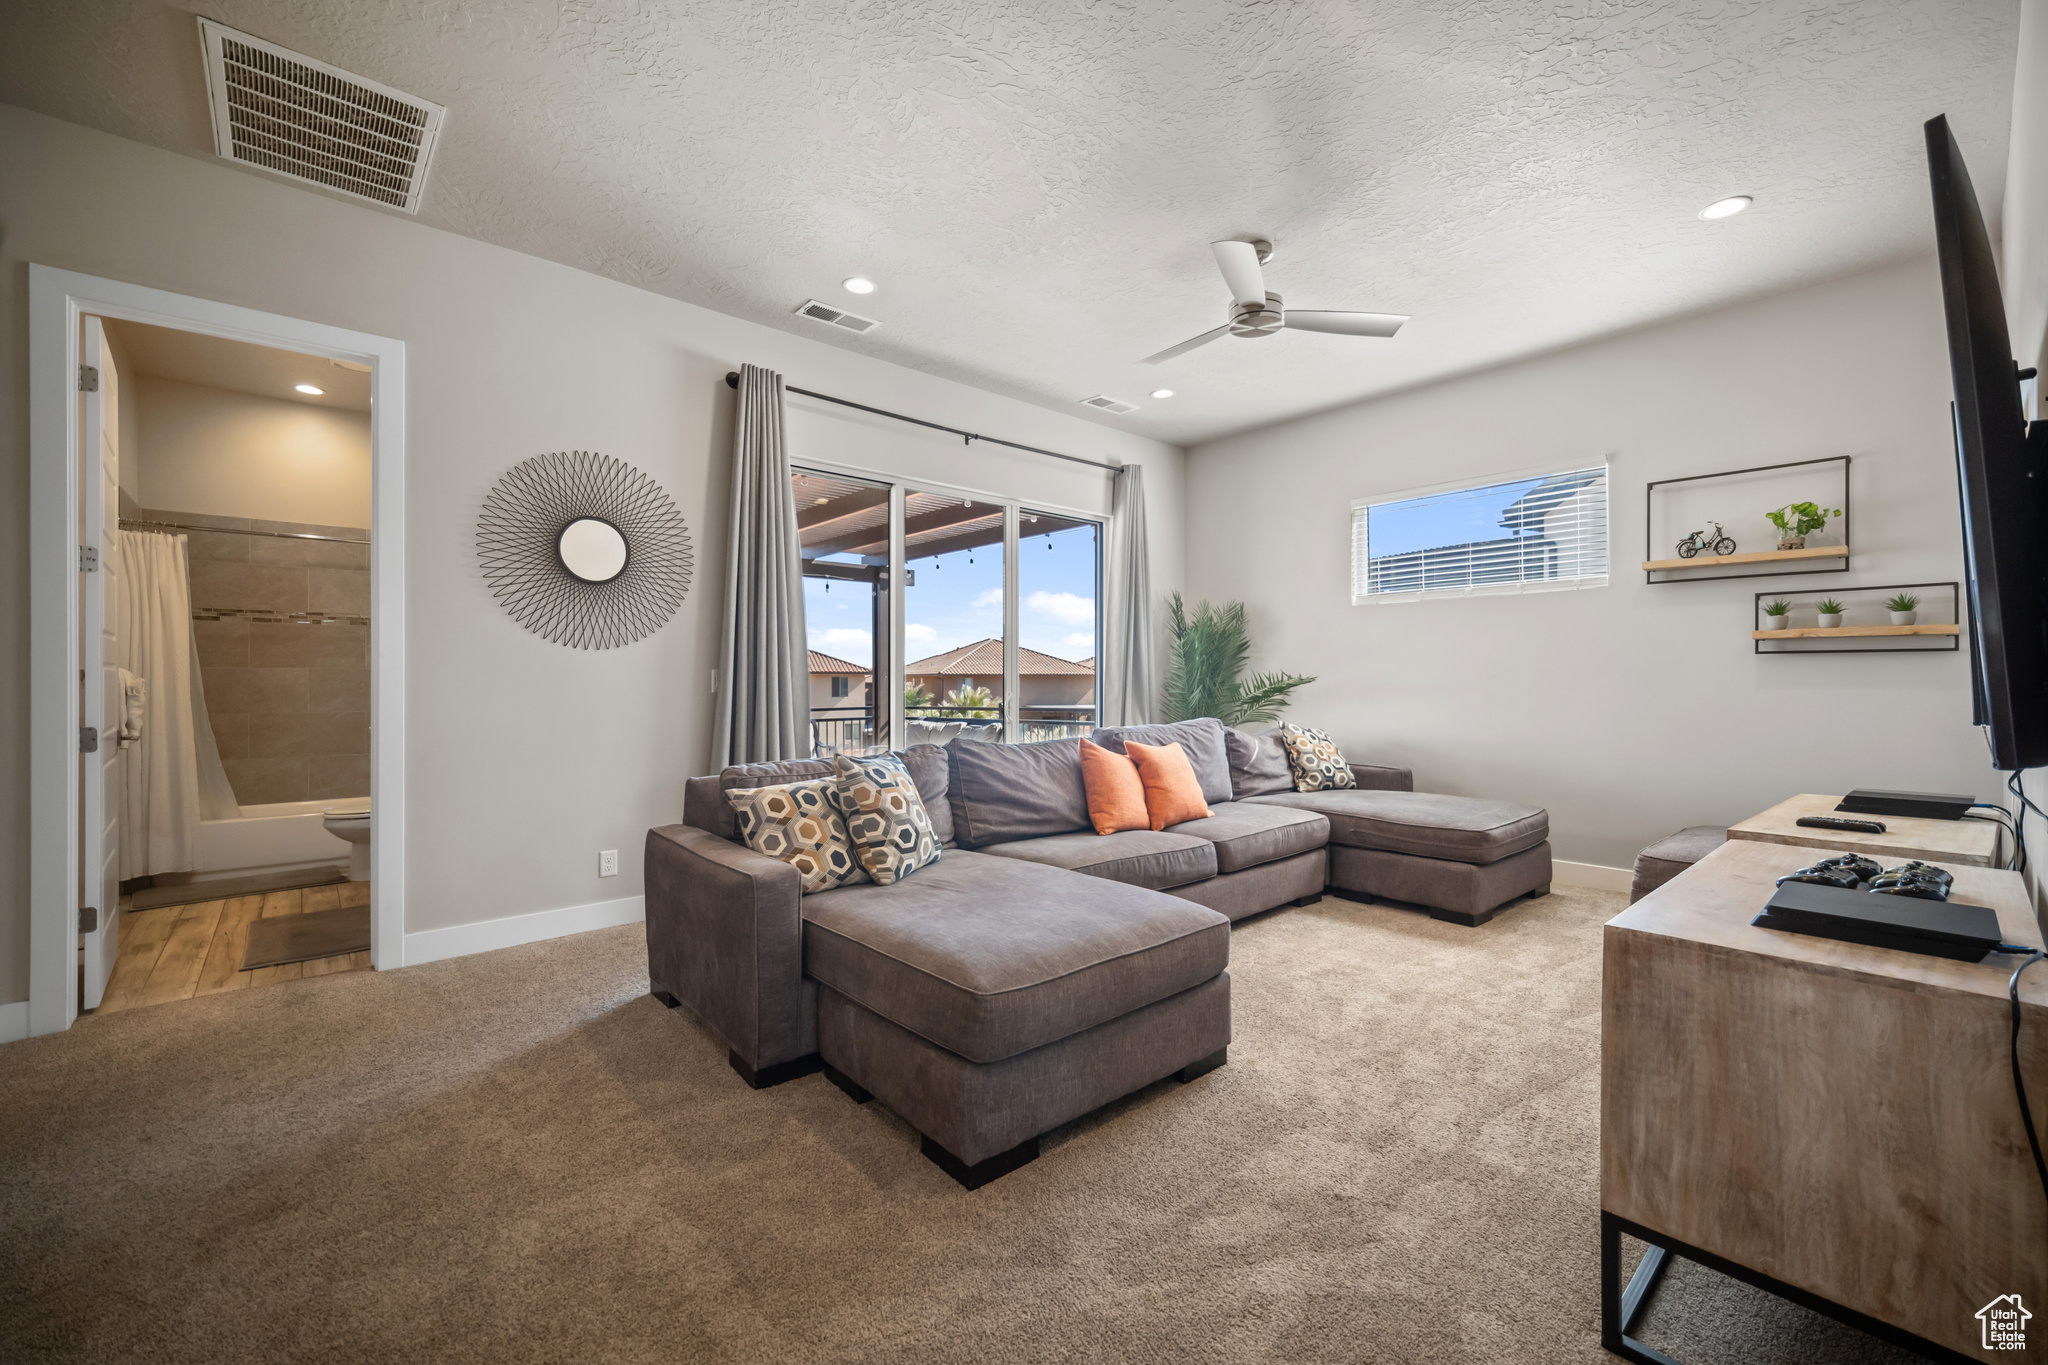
[174,796,368,884]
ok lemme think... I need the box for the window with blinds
[1351,465,1609,603]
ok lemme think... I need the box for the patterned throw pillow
[833,753,942,886]
[725,779,870,893]
[1280,723,1357,793]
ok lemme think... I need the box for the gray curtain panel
[1102,463,1154,727]
[713,364,810,768]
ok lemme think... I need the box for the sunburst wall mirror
[476,450,692,650]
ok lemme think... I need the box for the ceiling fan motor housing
[1230,292,1285,338]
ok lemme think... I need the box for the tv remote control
[1797,815,1886,834]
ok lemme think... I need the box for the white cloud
[1060,632,1096,656]
[905,623,937,646]
[1027,591,1095,625]
[972,588,1004,611]
[811,628,871,662]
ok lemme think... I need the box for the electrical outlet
[599,849,619,877]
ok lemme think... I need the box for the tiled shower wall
[161,508,372,806]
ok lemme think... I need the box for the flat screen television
[1925,113,2048,771]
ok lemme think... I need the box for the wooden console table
[1602,839,2046,1363]
[1727,792,2001,867]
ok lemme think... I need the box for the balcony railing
[810,703,1100,756]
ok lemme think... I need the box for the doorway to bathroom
[27,267,406,1037]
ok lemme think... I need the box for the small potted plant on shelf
[1762,599,1793,630]
[1765,501,1842,551]
[1816,597,1846,628]
[1886,591,1920,626]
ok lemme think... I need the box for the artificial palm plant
[1160,593,1315,726]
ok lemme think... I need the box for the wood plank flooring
[97,881,371,1015]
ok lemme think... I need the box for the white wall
[1187,255,1997,871]
[132,376,373,528]
[0,103,1184,1002]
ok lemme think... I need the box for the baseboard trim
[401,894,645,968]
[1552,860,1632,893]
[0,1000,30,1045]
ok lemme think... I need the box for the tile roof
[806,650,869,674]
[903,638,1095,676]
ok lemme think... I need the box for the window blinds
[1351,465,1609,603]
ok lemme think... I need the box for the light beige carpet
[0,887,1925,1364]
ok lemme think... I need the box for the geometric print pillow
[724,778,871,894]
[1280,723,1356,793]
[832,752,942,886]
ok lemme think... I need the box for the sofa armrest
[1349,763,1413,792]
[644,823,813,1071]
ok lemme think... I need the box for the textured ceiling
[0,1,2020,445]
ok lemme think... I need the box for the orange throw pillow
[1125,739,1213,831]
[1079,739,1150,835]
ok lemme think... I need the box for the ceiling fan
[1140,239,1408,365]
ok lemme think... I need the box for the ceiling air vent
[795,300,881,334]
[1080,395,1140,415]
[198,18,446,214]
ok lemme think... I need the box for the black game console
[1835,788,1976,821]
[1753,880,2003,962]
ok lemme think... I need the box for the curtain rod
[724,371,1124,474]
[120,518,370,545]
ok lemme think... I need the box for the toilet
[322,803,372,882]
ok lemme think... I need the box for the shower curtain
[117,530,239,878]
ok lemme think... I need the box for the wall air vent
[198,18,446,214]
[1080,395,1140,415]
[794,300,881,334]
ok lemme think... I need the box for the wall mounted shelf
[1645,456,1850,584]
[1751,624,1960,640]
[1753,581,1959,655]
[1642,545,1847,573]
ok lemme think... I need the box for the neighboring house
[807,650,871,715]
[903,639,1096,717]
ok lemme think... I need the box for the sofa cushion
[896,743,953,846]
[1225,726,1294,799]
[1127,739,1213,830]
[1079,739,1150,835]
[725,779,871,893]
[1244,789,1547,865]
[977,829,1217,890]
[1091,718,1233,806]
[801,850,1229,1063]
[833,752,942,886]
[1280,723,1357,793]
[1630,825,1727,903]
[945,736,1089,848]
[1166,801,1329,874]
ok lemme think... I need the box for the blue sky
[1366,475,1549,558]
[805,520,1098,669]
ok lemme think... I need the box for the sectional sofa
[644,719,1550,1186]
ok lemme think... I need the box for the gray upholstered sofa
[644,719,1550,1187]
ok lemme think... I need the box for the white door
[79,317,121,1008]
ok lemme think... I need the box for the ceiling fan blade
[1282,310,1408,338]
[1139,325,1230,365]
[1210,241,1268,308]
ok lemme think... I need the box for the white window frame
[1351,460,1611,606]
[789,458,1106,743]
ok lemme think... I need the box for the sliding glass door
[792,466,1101,753]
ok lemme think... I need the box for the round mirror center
[558,518,628,582]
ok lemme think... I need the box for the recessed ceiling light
[842,277,876,295]
[295,384,324,395]
[1151,389,1175,399]
[1698,195,1753,221]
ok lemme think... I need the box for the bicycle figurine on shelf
[1675,522,1737,559]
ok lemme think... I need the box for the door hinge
[78,364,99,392]
[79,906,98,934]
[79,545,98,572]
[79,726,98,754]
